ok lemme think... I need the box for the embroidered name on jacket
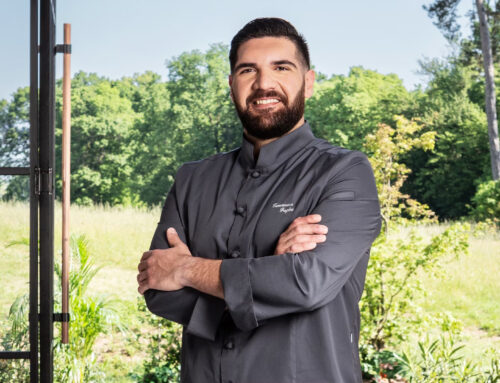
[272,202,294,214]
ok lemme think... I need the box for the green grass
[0,201,160,379]
[1,202,499,380]
[420,230,500,333]
[413,223,500,361]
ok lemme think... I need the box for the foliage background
[1,41,499,219]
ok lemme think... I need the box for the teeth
[255,99,279,105]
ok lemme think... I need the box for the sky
[0,0,474,101]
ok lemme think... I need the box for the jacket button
[251,170,260,178]
[235,206,245,215]
[224,340,234,350]
[230,250,240,258]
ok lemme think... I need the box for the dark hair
[229,18,310,73]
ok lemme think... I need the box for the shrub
[396,335,500,382]
[53,235,126,382]
[0,235,125,383]
[360,116,471,380]
[360,223,470,353]
[132,298,182,383]
[0,294,30,382]
[469,180,500,223]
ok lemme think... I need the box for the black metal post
[30,0,40,381]
[39,0,56,382]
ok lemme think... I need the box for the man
[137,18,381,383]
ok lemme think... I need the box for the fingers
[290,214,322,227]
[165,227,184,247]
[280,218,328,246]
[294,224,328,235]
[275,214,329,255]
[288,241,318,253]
[137,273,149,295]
[140,251,152,262]
[295,234,327,243]
[138,284,148,295]
[138,260,148,272]
[281,234,326,253]
[137,271,148,283]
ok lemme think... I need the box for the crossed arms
[138,152,381,340]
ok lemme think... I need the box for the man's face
[229,37,315,140]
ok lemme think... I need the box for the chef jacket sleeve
[143,167,226,341]
[220,151,382,332]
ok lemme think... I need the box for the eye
[276,66,289,71]
[239,68,254,74]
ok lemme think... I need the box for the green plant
[132,297,182,383]
[396,335,500,382]
[364,115,437,227]
[469,180,500,223]
[483,351,500,383]
[0,294,30,383]
[359,117,471,380]
[359,345,405,381]
[361,222,469,354]
[53,235,127,382]
[0,234,125,382]
[361,116,469,352]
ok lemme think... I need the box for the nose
[252,68,277,91]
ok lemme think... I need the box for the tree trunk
[476,0,500,180]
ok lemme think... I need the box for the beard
[234,81,305,140]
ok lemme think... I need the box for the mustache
[247,90,287,104]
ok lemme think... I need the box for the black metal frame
[39,2,56,382]
[0,0,56,382]
[29,0,40,381]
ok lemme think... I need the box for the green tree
[133,44,241,206]
[469,179,500,221]
[306,67,411,150]
[166,43,240,162]
[364,115,437,225]
[0,87,30,201]
[424,0,500,179]
[359,116,470,379]
[119,44,241,206]
[56,72,140,205]
[403,61,491,218]
[114,71,173,205]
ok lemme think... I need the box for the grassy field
[1,202,499,380]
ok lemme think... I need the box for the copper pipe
[61,23,71,344]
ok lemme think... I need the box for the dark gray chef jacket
[144,121,381,383]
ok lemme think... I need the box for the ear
[228,74,234,103]
[304,69,315,99]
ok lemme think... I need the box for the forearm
[180,257,224,299]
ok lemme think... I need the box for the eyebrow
[233,60,298,73]
[272,60,298,69]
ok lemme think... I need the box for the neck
[244,117,305,161]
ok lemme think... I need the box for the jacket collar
[238,120,316,171]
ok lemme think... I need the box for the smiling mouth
[251,98,283,110]
[254,98,280,105]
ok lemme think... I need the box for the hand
[274,214,328,255]
[137,227,192,295]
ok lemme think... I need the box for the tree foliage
[403,60,492,218]
[55,72,140,205]
[469,179,500,221]
[364,115,437,225]
[0,42,496,218]
[306,67,411,150]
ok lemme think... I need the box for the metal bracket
[53,313,70,323]
[55,44,72,54]
[35,167,53,195]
